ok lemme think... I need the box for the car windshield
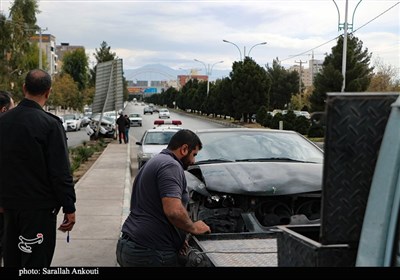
[63,114,77,120]
[143,131,177,145]
[129,114,140,118]
[196,130,323,164]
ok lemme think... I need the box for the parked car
[298,111,311,119]
[58,116,68,132]
[128,113,142,127]
[136,121,183,169]
[85,114,116,139]
[185,128,324,233]
[63,113,81,131]
[143,107,153,115]
[158,108,170,119]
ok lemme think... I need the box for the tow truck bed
[188,232,277,267]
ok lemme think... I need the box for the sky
[1,0,399,81]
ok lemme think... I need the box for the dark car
[185,128,324,233]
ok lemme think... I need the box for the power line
[280,1,399,63]
[280,37,339,62]
[351,1,400,33]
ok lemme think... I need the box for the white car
[85,114,116,139]
[158,108,170,119]
[58,116,68,132]
[136,120,182,169]
[128,113,142,127]
[63,114,81,131]
[298,111,311,119]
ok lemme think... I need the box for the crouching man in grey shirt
[116,129,210,267]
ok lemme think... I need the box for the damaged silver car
[186,128,323,233]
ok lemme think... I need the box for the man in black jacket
[0,69,76,267]
[116,112,129,144]
[0,90,15,267]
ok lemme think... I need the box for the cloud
[1,0,398,77]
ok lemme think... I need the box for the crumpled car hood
[186,162,322,196]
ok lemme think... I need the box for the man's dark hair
[25,69,52,96]
[168,129,202,152]
[0,90,12,110]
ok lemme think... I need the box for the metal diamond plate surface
[320,93,399,245]
[197,238,277,267]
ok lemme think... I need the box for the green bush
[294,116,311,135]
[308,125,325,138]
[69,140,107,173]
[268,110,311,135]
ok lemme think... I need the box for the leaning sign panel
[92,59,124,114]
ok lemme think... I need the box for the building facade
[30,33,57,75]
[289,59,324,89]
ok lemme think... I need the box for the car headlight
[205,193,235,208]
[139,153,153,160]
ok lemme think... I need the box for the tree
[266,60,299,110]
[9,0,39,26]
[310,34,374,111]
[62,48,89,91]
[367,58,400,92]
[90,41,117,87]
[0,13,13,89]
[0,0,40,98]
[94,41,117,63]
[50,73,80,111]
[230,57,269,122]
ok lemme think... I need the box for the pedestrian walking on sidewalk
[0,69,76,267]
[124,114,130,143]
[116,111,129,144]
[116,129,210,267]
[0,90,15,267]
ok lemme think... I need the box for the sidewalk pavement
[52,141,133,267]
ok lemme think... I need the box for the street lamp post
[248,42,267,57]
[223,40,267,61]
[194,59,224,95]
[333,0,362,92]
[222,40,242,61]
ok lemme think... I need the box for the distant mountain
[123,64,230,82]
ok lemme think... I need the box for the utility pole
[38,27,48,70]
[295,60,307,95]
[310,51,315,86]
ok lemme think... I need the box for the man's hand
[58,212,76,232]
[192,220,211,235]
